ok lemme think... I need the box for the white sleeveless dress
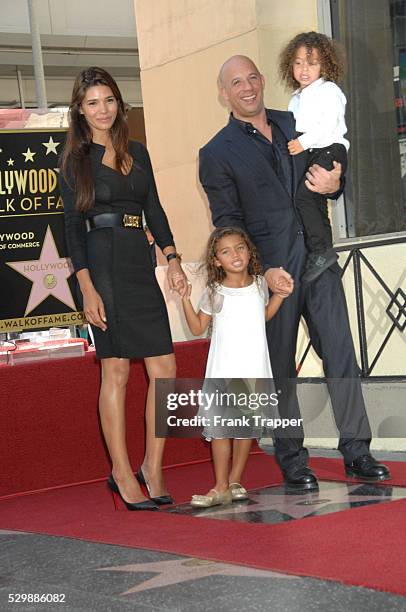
[198,276,274,439]
[200,276,272,378]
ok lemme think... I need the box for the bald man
[199,55,390,489]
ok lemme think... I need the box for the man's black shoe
[345,454,391,482]
[301,248,338,284]
[284,466,319,491]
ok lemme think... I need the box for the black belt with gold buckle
[86,213,143,231]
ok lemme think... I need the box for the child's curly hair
[278,31,345,91]
[203,227,262,295]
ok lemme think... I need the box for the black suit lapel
[224,113,307,197]
[267,110,295,141]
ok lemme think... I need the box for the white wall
[0,0,137,36]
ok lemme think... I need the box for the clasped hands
[167,260,189,298]
[265,267,294,298]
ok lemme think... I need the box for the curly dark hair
[202,227,262,296]
[278,31,345,91]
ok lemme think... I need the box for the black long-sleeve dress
[59,140,174,359]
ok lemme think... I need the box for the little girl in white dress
[179,227,292,507]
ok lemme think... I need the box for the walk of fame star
[98,557,298,595]
[22,148,36,162]
[172,481,402,522]
[42,136,60,156]
[6,226,75,315]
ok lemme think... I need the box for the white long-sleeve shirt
[288,78,350,151]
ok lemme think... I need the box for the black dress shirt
[230,111,294,197]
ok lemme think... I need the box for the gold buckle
[123,214,142,228]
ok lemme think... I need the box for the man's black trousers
[266,259,371,473]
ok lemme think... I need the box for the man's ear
[219,86,229,104]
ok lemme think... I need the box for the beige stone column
[134,0,318,263]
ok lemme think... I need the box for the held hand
[288,139,304,155]
[167,260,188,297]
[171,271,191,299]
[276,276,294,297]
[305,161,342,194]
[264,267,294,298]
[83,287,107,331]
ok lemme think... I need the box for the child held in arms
[279,31,349,283]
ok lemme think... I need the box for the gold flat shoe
[229,482,249,501]
[190,488,233,508]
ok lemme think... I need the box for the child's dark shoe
[302,248,338,284]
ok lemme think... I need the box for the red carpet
[2,342,406,595]
[1,455,406,596]
[0,340,210,497]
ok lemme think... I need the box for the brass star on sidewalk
[98,557,298,595]
[22,148,36,162]
[42,136,60,155]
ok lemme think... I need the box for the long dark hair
[61,67,129,212]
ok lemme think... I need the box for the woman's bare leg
[100,357,147,503]
[141,353,176,497]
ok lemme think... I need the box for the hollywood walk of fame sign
[0,129,84,332]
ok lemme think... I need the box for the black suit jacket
[199,109,339,274]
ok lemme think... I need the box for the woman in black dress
[59,67,187,511]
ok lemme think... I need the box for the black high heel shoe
[136,468,174,505]
[107,475,159,511]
